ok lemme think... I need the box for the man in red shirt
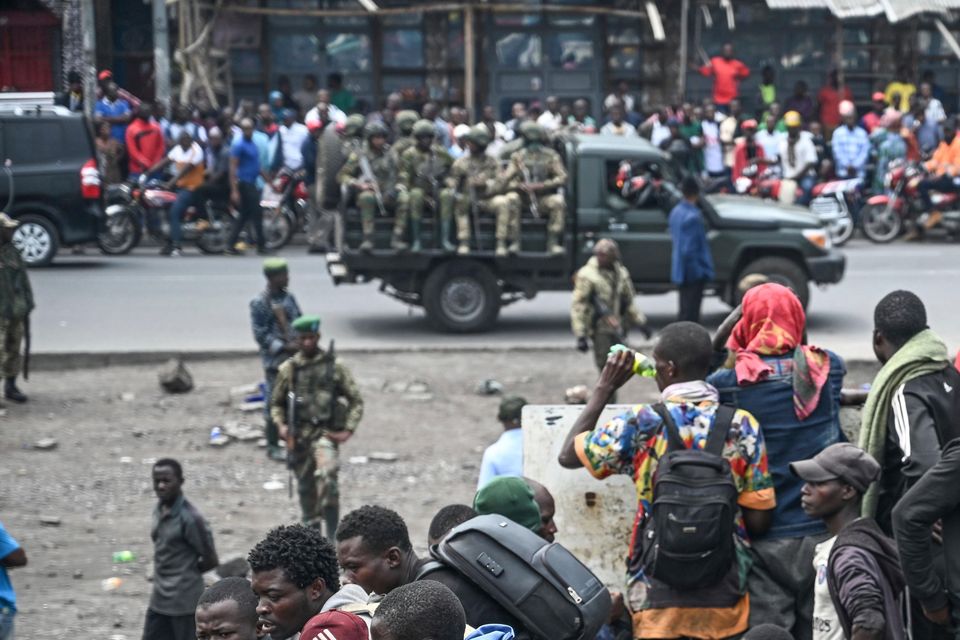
[126,102,166,180]
[817,70,853,135]
[696,43,750,111]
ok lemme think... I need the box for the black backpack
[426,514,611,640]
[641,403,739,591]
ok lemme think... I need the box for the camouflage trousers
[438,188,496,243]
[493,192,566,242]
[293,435,340,526]
[356,190,407,224]
[0,317,24,378]
[392,187,436,238]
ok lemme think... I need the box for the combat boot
[547,233,564,255]
[457,242,470,255]
[4,377,27,403]
[324,505,340,541]
[360,219,375,252]
[507,239,521,254]
[410,218,422,252]
[495,240,508,257]
[440,218,456,252]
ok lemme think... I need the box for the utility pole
[80,0,96,118]
[153,0,171,109]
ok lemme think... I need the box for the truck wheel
[12,214,59,267]
[423,260,501,333]
[736,256,810,309]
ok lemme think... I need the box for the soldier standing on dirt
[571,239,650,372]
[0,213,32,405]
[250,258,301,462]
[271,315,363,538]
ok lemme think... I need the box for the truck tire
[736,256,810,309]
[12,214,59,267]
[423,260,501,333]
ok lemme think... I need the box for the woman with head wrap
[707,282,847,639]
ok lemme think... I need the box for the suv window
[3,119,90,166]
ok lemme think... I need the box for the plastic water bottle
[210,426,223,443]
[112,550,135,563]
[608,344,656,378]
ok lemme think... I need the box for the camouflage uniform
[0,240,32,384]
[337,122,405,251]
[499,123,568,255]
[270,348,363,536]
[438,125,503,254]
[396,120,453,251]
[571,255,646,371]
[389,110,419,164]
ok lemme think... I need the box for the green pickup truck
[327,134,845,332]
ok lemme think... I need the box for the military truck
[326,135,845,332]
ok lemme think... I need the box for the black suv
[0,103,103,266]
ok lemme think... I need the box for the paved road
[28,239,960,360]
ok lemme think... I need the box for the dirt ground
[0,350,878,639]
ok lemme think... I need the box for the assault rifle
[358,154,388,217]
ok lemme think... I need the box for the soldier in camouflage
[438,124,505,254]
[396,119,453,251]
[390,110,420,162]
[499,122,568,255]
[271,315,363,538]
[571,239,650,374]
[337,121,405,252]
[0,213,32,404]
[250,258,301,461]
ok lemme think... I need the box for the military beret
[497,395,527,422]
[262,257,288,276]
[292,315,321,333]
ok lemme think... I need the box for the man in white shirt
[757,114,785,163]
[274,109,310,173]
[536,95,564,131]
[145,131,206,256]
[477,396,527,490]
[701,103,725,179]
[779,110,819,205]
[305,89,346,126]
[599,102,638,137]
[604,80,636,114]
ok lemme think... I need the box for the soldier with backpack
[558,321,776,639]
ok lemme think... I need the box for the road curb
[32,347,881,371]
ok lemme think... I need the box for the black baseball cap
[789,443,881,493]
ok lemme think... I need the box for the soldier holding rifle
[270,315,363,538]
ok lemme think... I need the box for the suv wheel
[12,214,59,267]
[423,260,501,332]
[736,257,810,309]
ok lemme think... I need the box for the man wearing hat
[473,477,542,535]
[439,124,504,255]
[270,314,363,537]
[250,258,301,461]
[477,396,527,490]
[779,110,818,205]
[396,120,453,252]
[791,443,906,640]
[0,213,32,404]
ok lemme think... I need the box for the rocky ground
[1,350,878,638]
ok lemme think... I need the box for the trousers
[293,435,340,525]
[142,609,195,640]
[227,182,264,250]
[167,188,193,247]
[677,281,706,324]
[0,317,24,378]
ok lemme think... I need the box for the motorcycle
[860,160,960,243]
[97,179,234,255]
[259,167,307,251]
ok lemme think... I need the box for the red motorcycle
[260,167,310,250]
[860,160,960,243]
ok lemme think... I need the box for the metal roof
[765,0,960,21]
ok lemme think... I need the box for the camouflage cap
[292,315,321,334]
[344,114,366,137]
[412,119,437,138]
[467,124,491,147]
[497,395,527,422]
[519,121,545,142]
[396,109,419,131]
[364,121,389,139]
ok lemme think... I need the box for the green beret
[473,477,541,534]
[262,257,288,276]
[292,315,321,334]
[497,395,527,422]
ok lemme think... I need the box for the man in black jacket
[893,437,960,632]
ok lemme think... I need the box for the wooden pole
[679,0,690,101]
[835,18,844,91]
[464,5,475,119]
[80,0,96,118]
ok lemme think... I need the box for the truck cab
[327,134,845,332]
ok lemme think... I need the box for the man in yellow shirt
[146,130,206,255]
[917,118,960,233]
[884,66,916,113]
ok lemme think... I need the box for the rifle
[468,177,482,252]
[286,365,298,499]
[326,339,337,430]
[358,153,388,217]
[22,314,30,380]
[519,161,540,219]
[590,290,626,343]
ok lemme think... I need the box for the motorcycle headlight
[803,228,832,250]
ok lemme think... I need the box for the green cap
[473,477,541,533]
[497,395,527,422]
[262,257,288,276]
[413,119,436,138]
[292,315,321,334]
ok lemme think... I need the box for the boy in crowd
[427,504,477,546]
[195,577,260,640]
[792,443,906,640]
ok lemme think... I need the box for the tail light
[81,158,101,199]
[294,182,309,199]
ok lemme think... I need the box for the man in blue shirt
[228,118,269,254]
[477,395,526,489]
[668,176,715,324]
[94,81,132,143]
[0,521,27,640]
[831,101,870,180]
